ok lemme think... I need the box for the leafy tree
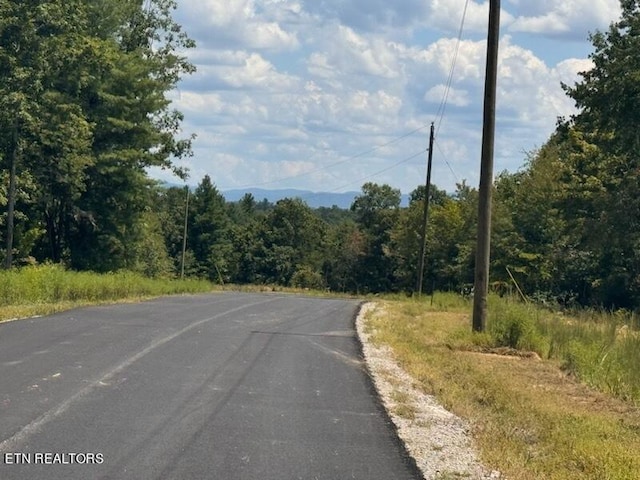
[189,176,231,282]
[128,210,174,278]
[228,220,262,284]
[560,0,640,306]
[253,198,326,286]
[322,221,366,292]
[0,0,195,273]
[155,185,191,274]
[314,205,356,225]
[409,184,449,207]
[68,0,195,271]
[391,186,468,293]
[0,0,94,267]
[350,183,401,292]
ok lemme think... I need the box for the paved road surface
[0,293,421,479]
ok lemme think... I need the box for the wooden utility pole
[180,185,189,280]
[416,123,435,295]
[472,0,501,332]
[4,124,18,270]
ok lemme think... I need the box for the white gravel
[356,303,502,480]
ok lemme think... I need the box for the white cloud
[428,0,515,34]
[425,85,470,107]
[305,25,403,84]
[507,0,621,38]
[166,0,621,194]
[300,0,430,32]
[188,51,300,92]
[176,0,299,50]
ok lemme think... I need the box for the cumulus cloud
[427,0,515,35]
[166,0,620,193]
[506,0,621,38]
[300,0,430,32]
[425,85,471,107]
[176,0,299,50]
[305,25,404,85]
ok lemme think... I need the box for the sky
[149,0,622,195]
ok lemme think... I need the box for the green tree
[560,0,640,307]
[253,198,326,286]
[1,0,195,272]
[0,0,93,267]
[350,183,401,293]
[322,221,366,292]
[68,0,195,271]
[155,185,192,274]
[391,185,468,293]
[189,176,231,282]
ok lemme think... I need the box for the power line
[434,0,470,140]
[220,124,432,190]
[435,140,460,184]
[298,149,426,201]
[216,1,470,194]
[425,0,470,188]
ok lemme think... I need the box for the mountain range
[222,188,410,209]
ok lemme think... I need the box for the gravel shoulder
[356,302,502,480]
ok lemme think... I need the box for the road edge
[355,302,502,480]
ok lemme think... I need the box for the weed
[0,264,213,321]
[365,298,640,479]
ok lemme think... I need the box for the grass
[365,293,640,480]
[484,297,640,404]
[390,389,419,420]
[0,264,214,322]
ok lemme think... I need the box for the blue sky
[150,0,622,194]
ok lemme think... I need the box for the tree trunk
[4,124,18,270]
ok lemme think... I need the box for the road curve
[0,293,421,480]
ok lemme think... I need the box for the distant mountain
[158,184,410,209]
[222,188,359,209]
[223,188,410,209]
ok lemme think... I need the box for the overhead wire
[219,1,470,193]
[299,149,427,203]
[429,0,471,185]
[434,0,470,140]
[221,123,432,190]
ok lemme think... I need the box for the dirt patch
[464,347,542,360]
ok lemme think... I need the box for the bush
[290,266,325,290]
[487,299,550,355]
[0,264,212,306]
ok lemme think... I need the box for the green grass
[0,264,214,321]
[364,295,640,480]
[482,296,640,404]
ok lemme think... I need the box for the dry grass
[0,264,214,323]
[366,296,640,480]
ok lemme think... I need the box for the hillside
[223,188,410,209]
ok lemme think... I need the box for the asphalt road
[0,293,421,480]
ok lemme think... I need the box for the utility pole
[4,123,18,270]
[472,0,501,332]
[180,185,189,280]
[416,123,435,296]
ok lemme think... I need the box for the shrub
[290,266,325,290]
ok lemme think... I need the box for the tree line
[2,1,640,310]
[0,0,194,271]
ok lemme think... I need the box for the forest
[2,0,640,310]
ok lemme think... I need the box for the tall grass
[400,293,640,404]
[366,296,640,479]
[0,264,213,308]
[486,296,640,404]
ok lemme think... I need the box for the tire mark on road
[0,296,280,453]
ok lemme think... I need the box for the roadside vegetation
[0,264,213,322]
[365,293,640,480]
[3,0,640,316]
